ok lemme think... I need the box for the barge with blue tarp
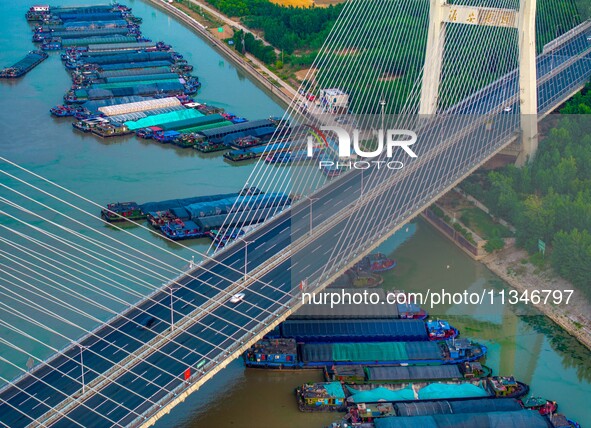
[34,19,131,32]
[244,338,486,369]
[372,410,553,428]
[65,51,177,69]
[33,27,134,42]
[325,362,490,383]
[42,35,141,50]
[267,319,433,343]
[196,119,282,152]
[0,50,48,78]
[331,399,574,428]
[298,377,527,412]
[64,82,187,103]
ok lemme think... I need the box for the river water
[0,0,590,426]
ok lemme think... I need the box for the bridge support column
[516,0,538,165]
[420,0,447,116]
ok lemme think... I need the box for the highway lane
[2,25,591,428]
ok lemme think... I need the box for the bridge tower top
[420,0,538,165]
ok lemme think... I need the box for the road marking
[311,244,322,253]
[215,325,228,335]
[61,366,76,378]
[264,243,277,253]
[279,227,288,234]
[181,298,195,309]
[100,343,111,352]
[106,404,119,416]
[131,370,147,384]
[31,396,50,411]
[254,242,265,250]
[18,392,37,406]
[112,343,128,356]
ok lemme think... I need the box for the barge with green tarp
[0,50,48,78]
[244,338,487,369]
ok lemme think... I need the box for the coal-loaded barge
[101,187,291,241]
[0,50,48,78]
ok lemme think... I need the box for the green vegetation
[230,29,277,64]
[459,207,513,239]
[200,0,583,113]
[203,0,343,54]
[462,80,591,293]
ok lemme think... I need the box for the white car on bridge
[230,293,245,304]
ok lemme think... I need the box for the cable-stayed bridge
[1,1,591,427]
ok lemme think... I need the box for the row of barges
[239,284,582,427]
[100,187,291,241]
[25,3,303,161]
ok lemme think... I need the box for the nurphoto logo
[307,126,418,171]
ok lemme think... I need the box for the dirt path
[482,241,591,351]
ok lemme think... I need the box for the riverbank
[144,0,298,108]
[481,241,591,352]
[427,190,591,352]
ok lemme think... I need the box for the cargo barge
[328,397,579,428]
[33,27,135,42]
[64,82,189,103]
[325,362,491,384]
[244,338,486,369]
[0,50,48,78]
[264,319,457,343]
[296,376,528,412]
[195,119,285,153]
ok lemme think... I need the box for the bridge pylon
[420,0,538,165]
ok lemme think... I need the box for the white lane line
[181,298,195,309]
[130,370,147,384]
[18,392,37,406]
[215,325,228,335]
[61,366,77,378]
[254,242,265,250]
[106,404,120,416]
[31,396,50,411]
[112,343,128,356]
[279,227,288,234]
[311,244,322,253]
[264,243,277,253]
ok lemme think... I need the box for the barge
[325,362,491,383]
[0,50,48,78]
[244,338,486,369]
[265,318,457,343]
[297,376,528,412]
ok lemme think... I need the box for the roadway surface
[1,22,591,428]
